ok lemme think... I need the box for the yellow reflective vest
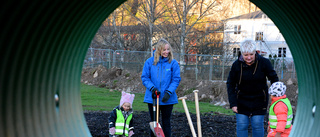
[269,98,293,129]
[115,109,133,136]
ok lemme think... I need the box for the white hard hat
[269,82,286,97]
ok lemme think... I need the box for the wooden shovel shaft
[194,90,202,137]
[179,97,197,137]
[155,94,165,137]
[157,95,159,123]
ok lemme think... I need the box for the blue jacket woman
[141,56,181,105]
[141,38,181,137]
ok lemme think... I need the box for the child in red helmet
[267,82,293,137]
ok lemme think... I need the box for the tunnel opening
[1,0,320,137]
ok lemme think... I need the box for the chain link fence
[83,48,296,81]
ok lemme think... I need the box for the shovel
[154,94,165,137]
[149,93,165,137]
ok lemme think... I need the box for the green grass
[81,83,234,115]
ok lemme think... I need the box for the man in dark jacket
[227,39,279,137]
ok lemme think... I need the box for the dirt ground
[81,65,298,113]
[84,111,256,137]
[82,65,299,136]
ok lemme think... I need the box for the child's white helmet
[268,82,286,97]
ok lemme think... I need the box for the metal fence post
[90,48,94,68]
[221,54,225,81]
[196,54,198,80]
[209,57,213,81]
[112,50,116,67]
[107,49,111,69]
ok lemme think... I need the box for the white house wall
[264,24,286,41]
[223,16,292,59]
[267,42,292,58]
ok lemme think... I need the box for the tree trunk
[179,0,187,68]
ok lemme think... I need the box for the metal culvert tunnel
[0,0,319,136]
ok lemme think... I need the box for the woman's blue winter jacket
[141,56,181,105]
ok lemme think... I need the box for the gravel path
[85,111,270,137]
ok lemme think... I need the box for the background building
[223,10,292,58]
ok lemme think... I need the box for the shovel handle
[194,90,202,137]
[178,97,197,137]
[156,94,159,124]
[153,97,156,127]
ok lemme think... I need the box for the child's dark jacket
[108,105,134,130]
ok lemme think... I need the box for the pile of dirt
[81,65,298,112]
[81,65,228,99]
[81,65,145,93]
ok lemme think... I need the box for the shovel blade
[149,121,156,134]
[154,123,165,137]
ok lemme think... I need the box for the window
[255,32,263,41]
[234,25,241,34]
[233,48,240,57]
[278,47,286,57]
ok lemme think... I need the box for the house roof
[224,10,266,21]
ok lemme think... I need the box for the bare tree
[123,0,169,55]
[91,2,151,51]
[91,0,258,53]
[163,0,222,66]
[91,7,127,50]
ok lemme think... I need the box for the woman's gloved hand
[162,90,171,103]
[151,86,160,99]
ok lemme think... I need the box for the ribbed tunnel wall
[250,0,320,136]
[0,0,319,136]
[0,1,126,136]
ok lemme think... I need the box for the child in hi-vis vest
[108,91,135,137]
[267,82,293,137]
